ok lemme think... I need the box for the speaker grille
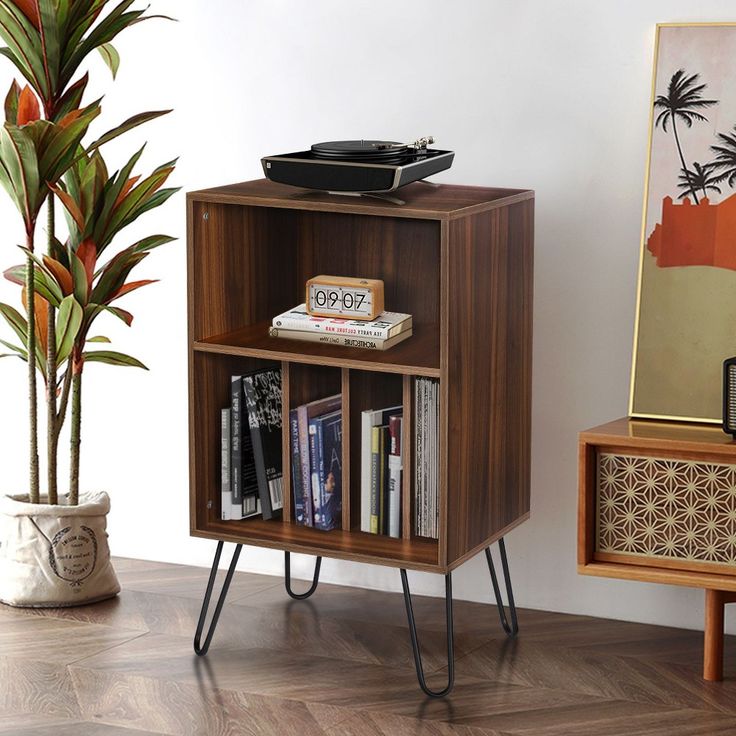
[723,358,736,436]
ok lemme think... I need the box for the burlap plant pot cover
[0,491,120,607]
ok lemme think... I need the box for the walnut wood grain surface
[187,179,534,221]
[444,200,534,565]
[3,556,736,735]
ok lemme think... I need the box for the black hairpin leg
[194,541,242,656]
[485,537,519,637]
[400,568,454,698]
[284,551,322,600]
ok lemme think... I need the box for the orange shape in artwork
[647,194,736,271]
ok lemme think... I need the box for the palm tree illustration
[677,162,722,201]
[710,126,736,189]
[654,69,718,204]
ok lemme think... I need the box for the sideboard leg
[704,589,726,681]
[400,568,455,698]
[485,537,519,637]
[284,551,322,600]
[194,541,243,656]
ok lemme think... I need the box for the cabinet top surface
[187,178,534,220]
[581,416,736,454]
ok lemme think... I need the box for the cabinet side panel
[446,200,534,564]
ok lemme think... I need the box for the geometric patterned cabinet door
[597,453,736,570]
[579,418,736,683]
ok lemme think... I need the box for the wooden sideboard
[578,417,736,680]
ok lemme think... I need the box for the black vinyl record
[311,140,410,163]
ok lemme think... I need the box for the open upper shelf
[194,321,439,376]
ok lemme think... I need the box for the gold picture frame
[630,22,736,424]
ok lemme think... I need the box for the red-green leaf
[42,254,73,294]
[83,349,147,369]
[97,42,119,78]
[76,237,96,288]
[0,301,27,345]
[4,79,21,123]
[109,278,157,301]
[16,84,40,125]
[103,305,133,326]
[85,109,171,154]
[49,182,84,229]
[55,294,82,363]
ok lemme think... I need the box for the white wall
[1,0,735,633]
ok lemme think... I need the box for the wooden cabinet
[187,179,534,574]
[579,417,736,680]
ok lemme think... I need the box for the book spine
[309,417,324,529]
[423,379,430,538]
[388,415,402,538]
[269,326,411,351]
[360,412,372,533]
[319,414,342,531]
[289,409,304,524]
[297,406,314,527]
[370,426,381,534]
[230,375,243,508]
[251,370,284,518]
[221,408,231,521]
[380,426,389,535]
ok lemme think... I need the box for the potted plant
[0,0,177,607]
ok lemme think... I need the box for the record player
[262,136,454,204]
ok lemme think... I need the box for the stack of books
[270,305,413,351]
[290,394,343,531]
[360,404,404,538]
[415,377,439,539]
[221,368,284,521]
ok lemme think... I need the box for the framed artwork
[630,23,736,423]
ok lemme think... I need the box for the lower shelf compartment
[194,519,440,571]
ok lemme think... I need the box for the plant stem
[25,229,39,504]
[55,368,72,439]
[672,117,699,204]
[46,196,58,504]
[69,356,82,506]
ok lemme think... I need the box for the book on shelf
[361,405,402,533]
[230,376,260,520]
[272,304,412,339]
[289,409,306,525]
[309,409,342,531]
[415,377,439,539]
[221,408,231,521]
[221,405,260,521]
[269,326,412,351]
[388,414,403,539]
[369,425,386,535]
[243,369,284,520]
[294,393,342,527]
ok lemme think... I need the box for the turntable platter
[311,140,410,162]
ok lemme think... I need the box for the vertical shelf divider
[341,368,351,532]
[281,361,292,523]
[402,374,413,541]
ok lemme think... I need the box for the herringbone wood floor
[1,557,736,735]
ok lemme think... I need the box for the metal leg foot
[284,551,322,600]
[194,541,242,656]
[400,568,455,698]
[485,537,519,638]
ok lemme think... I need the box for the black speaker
[723,357,736,437]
